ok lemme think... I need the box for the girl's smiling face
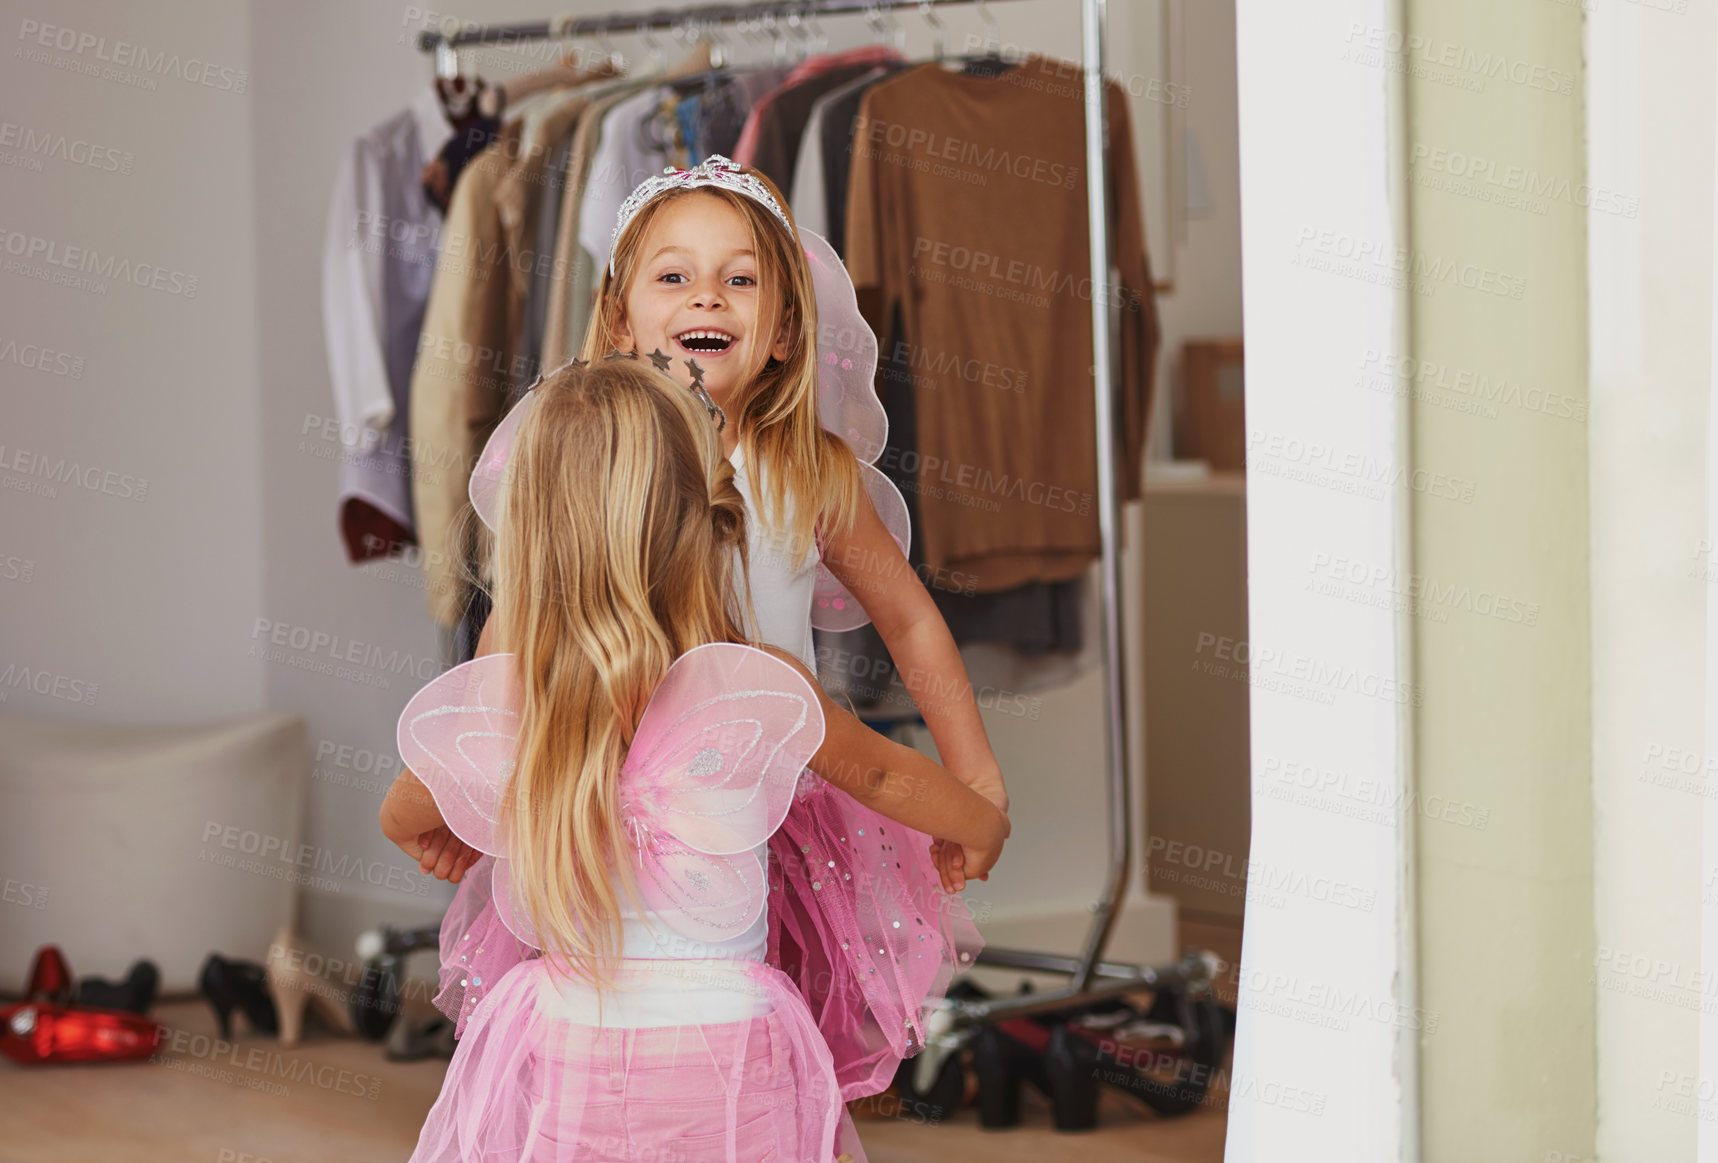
[615,192,790,413]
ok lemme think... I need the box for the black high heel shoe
[198,954,278,1040]
[75,959,161,1015]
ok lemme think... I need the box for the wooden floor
[1,920,1242,1162]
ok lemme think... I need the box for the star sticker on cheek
[646,348,674,373]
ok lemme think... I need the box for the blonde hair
[488,357,750,988]
[582,172,861,567]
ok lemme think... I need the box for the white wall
[1227,0,1412,1158]
[1588,3,1711,1159]
[0,2,265,724]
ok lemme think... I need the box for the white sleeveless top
[730,444,818,672]
[542,448,816,1027]
[541,849,775,1026]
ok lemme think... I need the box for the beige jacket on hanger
[408,117,521,626]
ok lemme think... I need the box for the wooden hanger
[493,51,625,113]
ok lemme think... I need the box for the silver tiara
[608,154,794,276]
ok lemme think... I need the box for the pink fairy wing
[396,654,523,856]
[621,643,823,854]
[803,228,887,466]
[469,391,535,532]
[800,229,913,632]
[621,643,825,941]
[626,842,771,945]
[811,461,911,632]
[489,856,540,950]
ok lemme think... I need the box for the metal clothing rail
[414,0,1211,1051]
[414,0,1027,52]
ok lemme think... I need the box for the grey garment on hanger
[699,67,790,159]
[818,63,908,257]
[935,581,1084,657]
[812,575,1097,719]
[746,62,881,194]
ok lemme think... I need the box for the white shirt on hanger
[577,85,677,274]
[321,86,453,534]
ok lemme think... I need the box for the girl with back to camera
[381,358,1009,1162]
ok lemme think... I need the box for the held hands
[407,826,483,884]
[931,764,1010,893]
[930,805,1010,892]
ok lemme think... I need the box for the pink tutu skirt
[411,956,869,1163]
[766,775,983,1099]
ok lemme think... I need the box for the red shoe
[0,1000,163,1064]
[24,945,75,1005]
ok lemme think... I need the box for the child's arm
[379,770,482,883]
[821,491,1009,813]
[767,649,1011,887]
[380,616,493,884]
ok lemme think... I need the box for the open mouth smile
[674,329,737,356]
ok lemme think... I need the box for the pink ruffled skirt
[421,777,983,1159]
[410,956,869,1163]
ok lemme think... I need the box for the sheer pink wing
[402,645,824,951]
[396,655,522,856]
[801,229,914,631]
[621,643,825,943]
[804,228,886,466]
[469,390,535,532]
[812,460,912,632]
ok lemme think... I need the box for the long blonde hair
[582,173,861,567]
[489,357,749,986]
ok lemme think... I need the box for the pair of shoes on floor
[77,960,160,1014]
[18,945,160,1013]
[200,928,358,1047]
[0,945,163,1065]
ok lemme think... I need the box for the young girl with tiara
[573,160,1010,892]
[382,357,1010,1161]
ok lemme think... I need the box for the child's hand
[930,764,1008,889]
[412,827,482,884]
[931,804,1010,893]
[955,813,1007,885]
[932,839,969,893]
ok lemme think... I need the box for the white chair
[0,711,307,993]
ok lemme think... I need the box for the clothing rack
[415,0,1214,1071]
[414,0,1028,53]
